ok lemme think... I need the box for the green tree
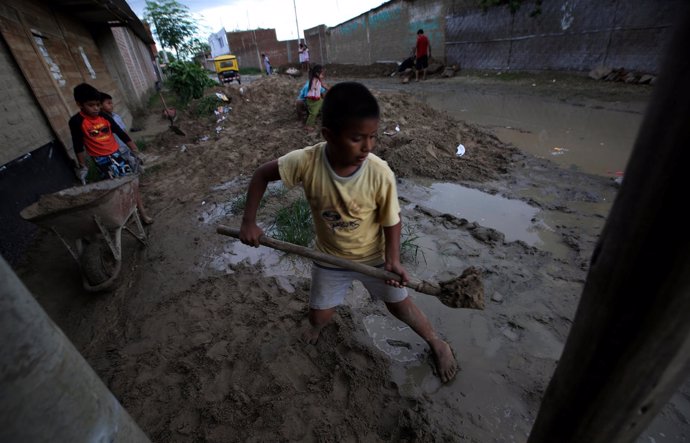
[180,38,211,60]
[144,0,197,58]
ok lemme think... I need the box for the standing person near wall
[262,53,272,75]
[415,29,431,82]
[299,42,310,72]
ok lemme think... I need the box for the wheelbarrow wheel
[80,239,119,288]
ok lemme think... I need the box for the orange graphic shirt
[69,111,130,157]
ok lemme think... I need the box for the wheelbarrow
[20,175,147,292]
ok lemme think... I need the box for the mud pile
[146,75,516,200]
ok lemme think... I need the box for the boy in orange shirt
[68,83,152,224]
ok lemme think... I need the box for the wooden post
[527,6,690,443]
[0,256,150,443]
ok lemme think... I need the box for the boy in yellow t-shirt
[239,82,457,383]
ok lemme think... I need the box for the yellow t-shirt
[278,142,401,265]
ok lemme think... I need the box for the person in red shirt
[415,28,431,82]
[69,83,153,224]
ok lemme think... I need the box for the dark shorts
[93,151,131,179]
[416,55,429,70]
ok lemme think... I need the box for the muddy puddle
[365,78,644,177]
[398,180,541,245]
[419,89,643,177]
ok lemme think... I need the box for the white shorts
[309,263,408,310]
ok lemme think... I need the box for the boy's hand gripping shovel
[217,225,485,310]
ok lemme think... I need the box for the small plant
[194,95,224,116]
[135,138,149,151]
[165,60,215,105]
[400,223,426,265]
[269,197,314,247]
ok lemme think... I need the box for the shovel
[158,91,186,136]
[217,225,485,310]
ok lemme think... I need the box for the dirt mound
[325,63,398,78]
[146,75,515,201]
[92,272,438,442]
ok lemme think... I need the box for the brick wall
[0,36,53,165]
[227,28,301,70]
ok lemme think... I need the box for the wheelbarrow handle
[216,225,442,296]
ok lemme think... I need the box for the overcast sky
[127,0,387,41]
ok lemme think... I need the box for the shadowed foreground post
[0,256,150,443]
[527,6,690,443]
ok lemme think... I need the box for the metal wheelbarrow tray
[20,176,147,292]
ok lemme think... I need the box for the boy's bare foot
[429,339,458,383]
[301,324,324,345]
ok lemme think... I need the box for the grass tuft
[400,223,425,264]
[269,197,314,247]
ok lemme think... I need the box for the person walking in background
[415,29,431,82]
[262,53,272,75]
[299,42,310,72]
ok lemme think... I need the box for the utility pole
[0,257,150,442]
[527,5,690,443]
[292,0,301,43]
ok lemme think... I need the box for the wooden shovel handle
[216,225,442,296]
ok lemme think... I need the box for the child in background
[100,92,142,174]
[299,65,328,130]
[69,83,153,224]
[298,42,310,72]
[262,53,271,75]
[240,82,458,383]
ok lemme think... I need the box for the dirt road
[16,72,688,442]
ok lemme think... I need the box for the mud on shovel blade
[216,225,485,310]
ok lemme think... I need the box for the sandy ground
[15,72,689,442]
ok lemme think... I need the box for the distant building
[209,28,230,58]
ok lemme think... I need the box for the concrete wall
[327,0,446,65]
[0,36,53,166]
[304,25,327,66]
[318,0,679,73]
[445,0,682,73]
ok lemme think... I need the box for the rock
[441,67,455,78]
[588,65,612,80]
[427,62,444,75]
[639,74,654,84]
[623,72,637,83]
[285,67,301,77]
[491,292,504,302]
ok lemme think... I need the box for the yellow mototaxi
[213,54,241,84]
